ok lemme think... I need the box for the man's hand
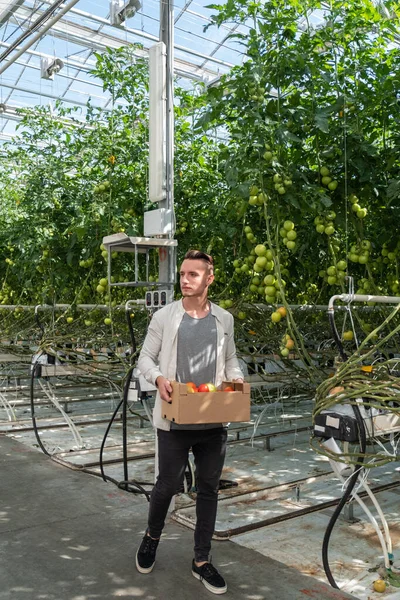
[233,378,244,383]
[156,376,173,403]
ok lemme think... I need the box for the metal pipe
[0,0,81,76]
[0,82,93,107]
[328,293,400,312]
[23,0,236,70]
[0,40,96,72]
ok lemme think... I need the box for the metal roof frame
[0,0,247,140]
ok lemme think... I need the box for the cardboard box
[162,381,251,425]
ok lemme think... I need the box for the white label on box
[326,416,340,429]
[314,424,325,432]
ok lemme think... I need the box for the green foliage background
[0,0,399,320]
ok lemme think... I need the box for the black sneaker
[192,559,227,594]
[136,534,159,574]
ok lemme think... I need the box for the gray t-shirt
[171,310,222,430]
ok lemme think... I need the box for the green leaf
[314,113,329,133]
[225,165,238,188]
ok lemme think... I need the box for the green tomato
[265,285,277,297]
[255,244,267,256]
[264,275,275,286]
[256,256,267,268]
[283,220,295,231]
[357,208,367,219]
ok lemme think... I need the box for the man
[136,249,244,594]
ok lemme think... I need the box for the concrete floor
[0,435,357,600]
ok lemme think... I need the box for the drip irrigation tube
[321,404,366,588]
[322,293,373,588]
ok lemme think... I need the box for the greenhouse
[1,1,400,598]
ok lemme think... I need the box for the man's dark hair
[183,250,214,272]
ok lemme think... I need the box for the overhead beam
[0,0,81,76]
[0,0,24,26]
[15,3,231,79]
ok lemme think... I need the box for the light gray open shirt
[138,299,244,431]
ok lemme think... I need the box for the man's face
[179,259,214,297]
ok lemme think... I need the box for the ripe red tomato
[224,386,234,392]
[198,383,210,392]
[198,383,217,392]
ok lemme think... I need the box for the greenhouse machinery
[313,291,400,590]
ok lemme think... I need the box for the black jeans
[147,427,228,562]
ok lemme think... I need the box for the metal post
[158,0,175,514]
[159,0,176,303]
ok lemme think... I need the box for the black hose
[30,355,151,500]
[98,359,151,500]
[126,309,137,361]
[328,311,347,362]
[322,403,367,588]
[99,397,124,481]
[35,310,45,340]
[122,366,132,489]
[30,359,50,456]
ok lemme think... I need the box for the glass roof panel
[0,0,250,140]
